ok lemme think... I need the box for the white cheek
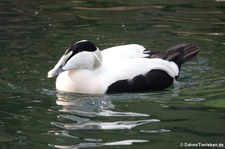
[63,52,95,70]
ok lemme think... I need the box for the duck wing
[147,43,200,68]
[97,57,179,93]
[100,43,200,94]
[101,44,148,58]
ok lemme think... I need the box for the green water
[1,0,225,148]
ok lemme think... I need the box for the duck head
[48,40,102,78]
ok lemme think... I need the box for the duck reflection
[55,92,151,117]
[49,92,160,148]
[53,92,159,130]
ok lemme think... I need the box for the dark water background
[1,0,225,148]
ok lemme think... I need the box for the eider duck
[48,40,200,94]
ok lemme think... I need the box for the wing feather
[101,44,148,58]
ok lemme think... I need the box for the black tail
[148,43,200,68]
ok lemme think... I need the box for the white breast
[56,70,105,94]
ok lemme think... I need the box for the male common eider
[48,40,200,94]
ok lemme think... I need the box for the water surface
[0,0,225,148]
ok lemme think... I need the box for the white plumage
[48,40,199,94]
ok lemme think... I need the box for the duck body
[48,40,200,94]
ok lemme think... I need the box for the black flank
[106,70,174,93]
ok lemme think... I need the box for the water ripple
[49,93,161,148]
[140,129,171,133]
[51,119,159,130]
[55,93,150,117]
[49,139,148,149]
